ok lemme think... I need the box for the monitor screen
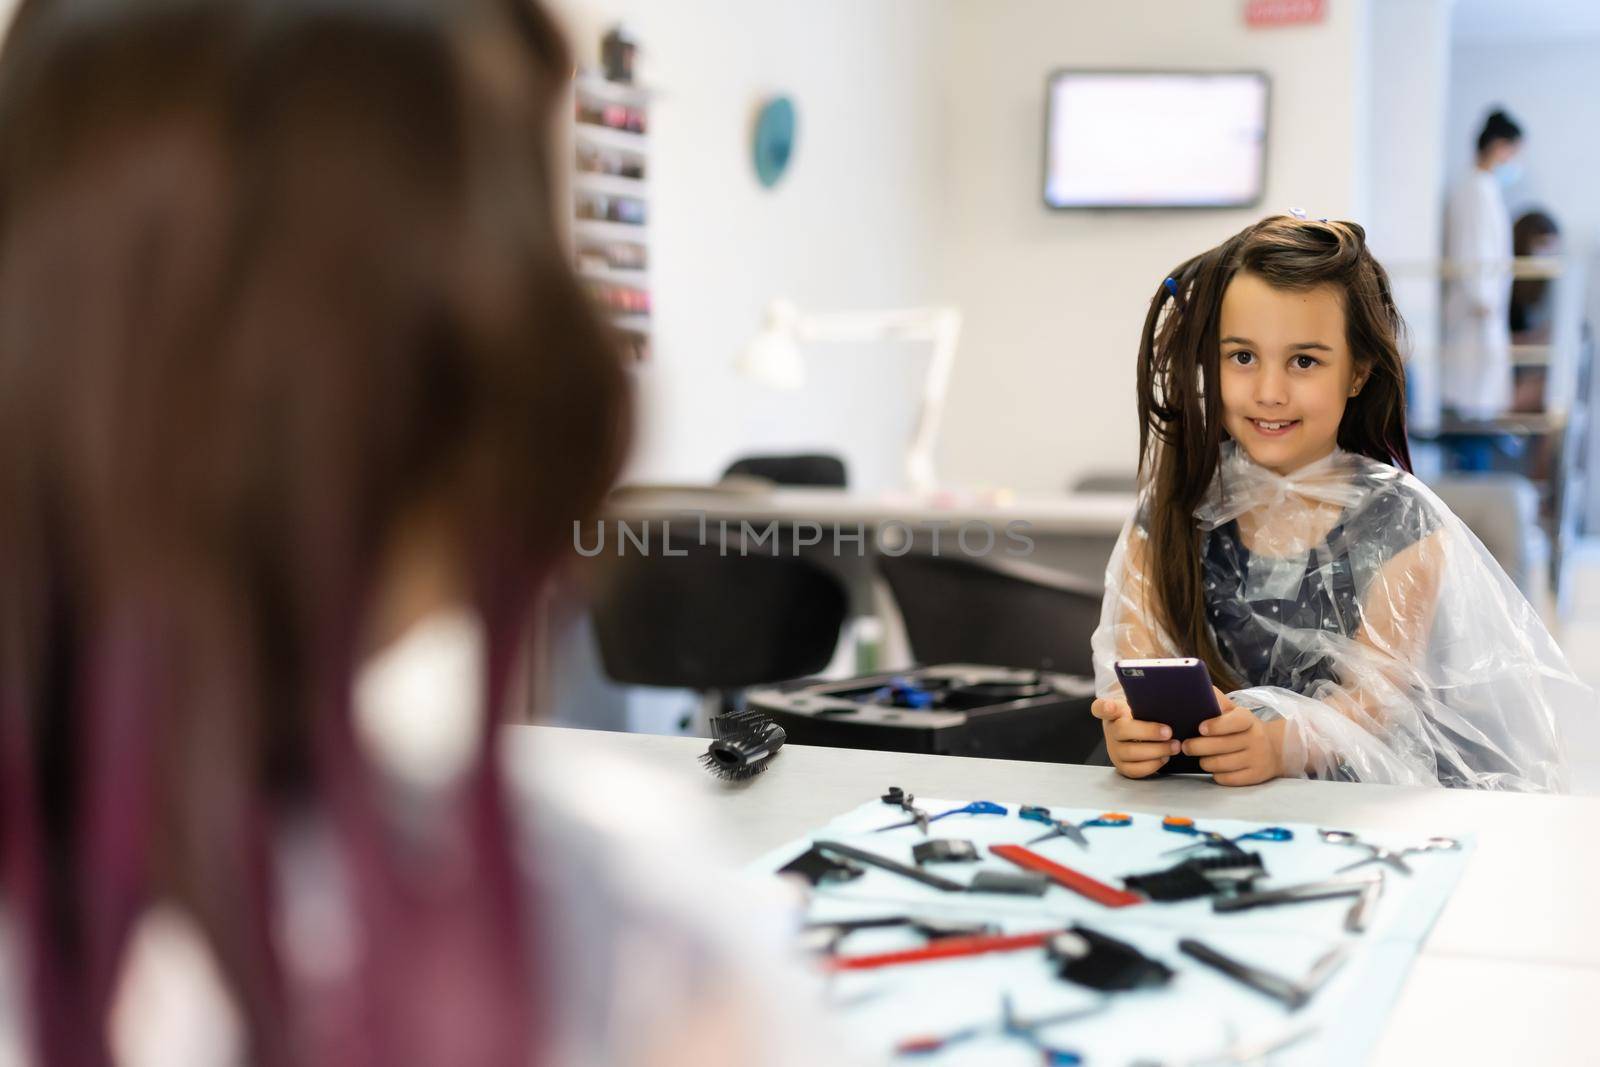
[1043,71,1269,209]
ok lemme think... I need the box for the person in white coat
[1441,109,1524,424]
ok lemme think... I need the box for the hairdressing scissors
[1161,815,1293,856]
[873,797,1007,834]
[1019,806,1131,849]
[875,787,929,834]
[1318,829,1460,876]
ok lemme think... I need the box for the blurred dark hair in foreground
[0,0,631,1063]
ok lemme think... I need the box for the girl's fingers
[1211,767,1269,788]
[1113,739,1182,762]
[1115,756,1169,779]
[1199,751,1255,774]
[1109,716,1172,743]
[1182,731,1250,757]
[1197,707,1255,737]
[1090,697,1132,722]
[1212,685,1238,713]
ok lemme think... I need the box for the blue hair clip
[1163,277,1180,298]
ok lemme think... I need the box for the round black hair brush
[701,710,787,781]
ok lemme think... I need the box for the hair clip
[1162,276,1188,312]
[1288,207,1308,220]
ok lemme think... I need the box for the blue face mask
[1493,160,1524,189]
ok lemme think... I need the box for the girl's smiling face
[1217,271,1369,475]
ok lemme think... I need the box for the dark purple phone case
[1116,660,1216,776]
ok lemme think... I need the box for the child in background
[1090,215,1586,790]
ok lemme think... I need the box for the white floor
[1549,539,1600,794]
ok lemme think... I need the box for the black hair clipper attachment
[779,845,864,888]
[700,710,787,781]
[1047,925,1174,992]
[1123,852,1265,902]
[912,839,979,865]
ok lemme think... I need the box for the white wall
[1364,0,1453,436]
[551,0,1375,494]
[930,0,1372,493]
[548,0,946,492]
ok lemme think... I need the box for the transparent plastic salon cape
[1093,442,1586,791]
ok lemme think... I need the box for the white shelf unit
[573,218,650,245]
[577,265,650,290]
[574,122,648,155]
[574,71,651,108]
[574,171,649,200]
[570,69,653,362]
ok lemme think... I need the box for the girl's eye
[1228,351,1254,366]
[1293,355,1321,370]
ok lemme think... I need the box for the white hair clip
[1288,207,1308,220]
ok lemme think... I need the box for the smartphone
[1113,657,1220,776]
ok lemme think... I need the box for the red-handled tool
[989,844,1144,908]
[825,929,1062,972]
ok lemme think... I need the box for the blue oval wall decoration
[753,95,797,189]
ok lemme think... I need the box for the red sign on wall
[1245,0,1327,27]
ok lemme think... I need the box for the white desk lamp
[737,299,962,494]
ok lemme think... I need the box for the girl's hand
[1181,693,1285,786]
[1090,696,1180,779]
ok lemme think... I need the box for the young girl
[1090,215,1586,791]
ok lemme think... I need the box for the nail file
[988,844,1144,907]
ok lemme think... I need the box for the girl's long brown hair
[1135,216,1410,689]
[0,1,631,1064]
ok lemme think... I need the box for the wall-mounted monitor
[1043,70,1270,210]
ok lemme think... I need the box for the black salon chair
[877,552,1104,676]
[877,552,1106,763]
[589,529,849,722]
[722,453,848,488]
